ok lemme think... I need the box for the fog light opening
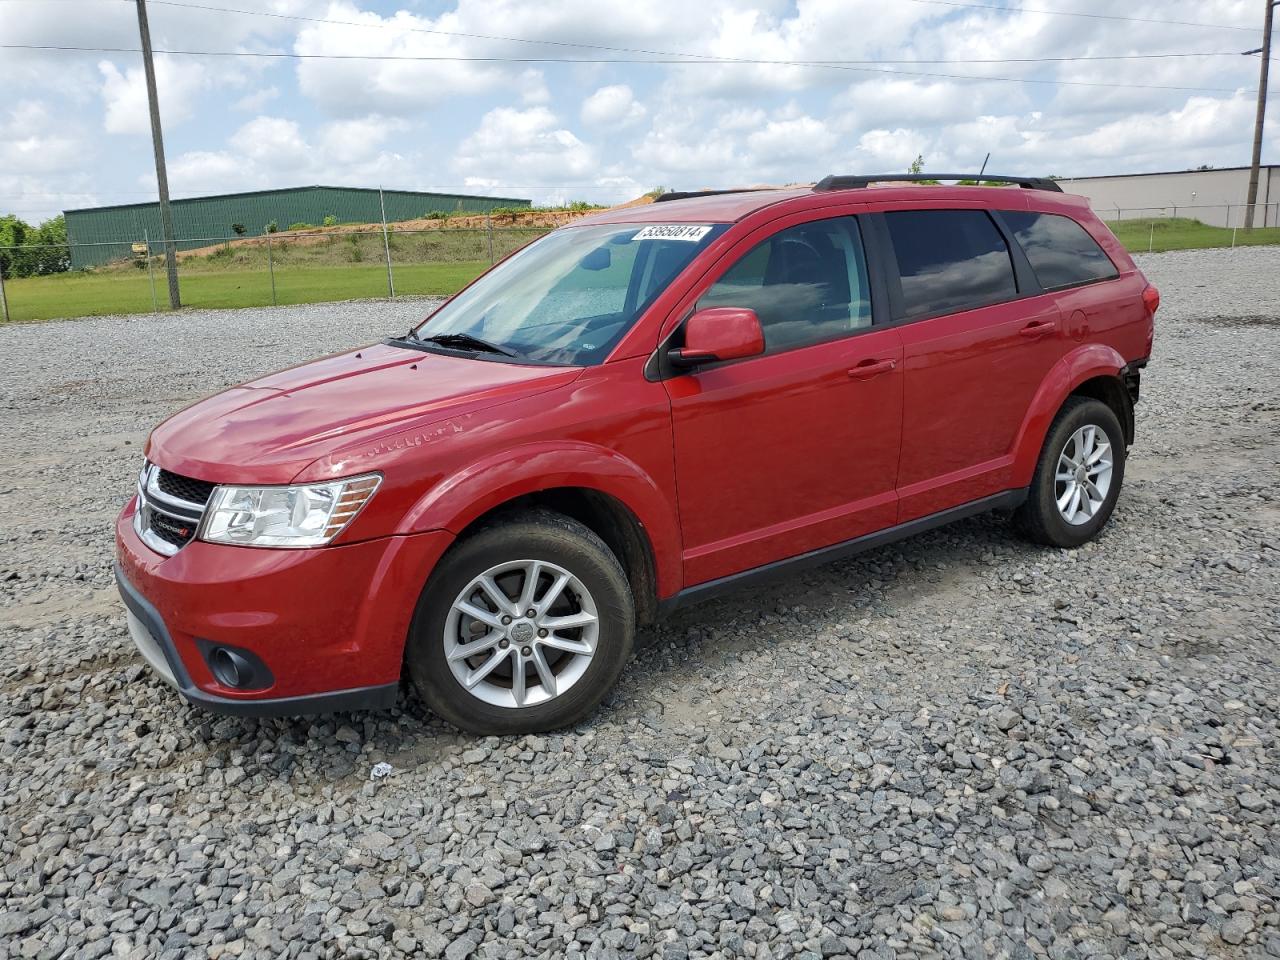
[209,646,254,688]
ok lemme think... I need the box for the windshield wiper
[417,332,518,358]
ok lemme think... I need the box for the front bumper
[115,500,454,717]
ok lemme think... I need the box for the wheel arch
[453,487,661,626]
[1010,345,1130,488]
[1068,374,1134,447]
[400,441,680,623]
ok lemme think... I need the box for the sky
[0,0,1274,224]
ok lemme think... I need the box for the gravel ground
[1,249,1278,960]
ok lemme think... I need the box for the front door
[663,215,904,586]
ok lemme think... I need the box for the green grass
[1106,217,1280,253]
[2,261,488,323]
[0,226,554,324]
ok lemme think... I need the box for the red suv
[116,174,1157,734]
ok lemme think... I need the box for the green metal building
[63,185,530,268]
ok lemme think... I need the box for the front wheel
[407,510,635,735]
[1015,396,1126,548]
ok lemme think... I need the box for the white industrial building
[1059,165,1279,228]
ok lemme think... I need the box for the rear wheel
[407,511,634,735]
[1015,396,1126,548]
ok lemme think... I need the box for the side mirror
[669,307,765,369]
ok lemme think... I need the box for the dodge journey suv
[116,174,1157,734]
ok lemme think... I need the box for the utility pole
[379,187,396,299]
[1243,0,1276,231]
[135,0,181,307]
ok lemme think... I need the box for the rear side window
[1004,211,1119,290]
[884,210,1017,318]
[698,217,873,354]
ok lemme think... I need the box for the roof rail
[652,188,779,203]
[813,174,1063,193]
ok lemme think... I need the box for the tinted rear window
[884,210,1017,318]
[1004,210,1118,290]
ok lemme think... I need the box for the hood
[146,343,580,484]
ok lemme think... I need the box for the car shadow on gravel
[171,509,1081,784]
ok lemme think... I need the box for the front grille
[157,469,216,506]
[149,510,199,548]
[135,462,212,556]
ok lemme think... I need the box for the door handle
[848,358,897,380]
[1019,319,1056,338]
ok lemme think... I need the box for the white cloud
[849,128,929,173]
[835,78,1017,133]
[98,59,213,135]
[1,101,86,173]
[1056,94,1258,171]
[230,116,311,169]
[290,0,703,116]
[292,4,511,116]
[235,86,281,112]
[163,114,417,196]
[454,106,597,185]
[0,100,98,222]
[318,116,410,165]
[518,70,552,106]
[631,103,836,186]
[747,116,835,165]
[4,0,1277,219]
[168,151,255,192]
[581,85,646,127]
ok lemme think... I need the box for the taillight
[1142,284,1160,316]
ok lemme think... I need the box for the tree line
[0,214,71,279]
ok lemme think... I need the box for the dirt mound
[176,199,651,262]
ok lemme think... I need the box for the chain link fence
[1099,201,1280,230]
[1097,201,1280,255]
[4,202,1280,323]
[0,221,554,323]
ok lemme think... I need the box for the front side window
[885,209,1018,318]
[697,217,872,353]
[413,222,726,365]
[1003,210,1119,290]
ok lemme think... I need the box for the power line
[0,44,1256,92]
[147,0,1261,53]
[32,0,1262,65]
[155,0,803,62]
[4,40,1262,68]
[0,0,1261,36]
[904,0,1257,32]
[4,0,1265,69]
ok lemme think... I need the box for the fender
[1009,343,1128,487]
[398,440,683,597]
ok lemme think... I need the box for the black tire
[1014,396,1126,548]
[407,510,634,735]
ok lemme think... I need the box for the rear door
[876,207,1063,522]
[663,213,904,585]
[1001,209,1129,350]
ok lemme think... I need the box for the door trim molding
[657,488,1027,616]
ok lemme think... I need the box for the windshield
[412,222,727,365]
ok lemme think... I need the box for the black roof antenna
[978,153,991,178]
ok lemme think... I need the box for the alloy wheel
[1054,424,1114,525]
[444,559,599,709]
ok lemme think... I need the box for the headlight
[199,474,381,548]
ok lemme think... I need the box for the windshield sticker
[633,225,713,242]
